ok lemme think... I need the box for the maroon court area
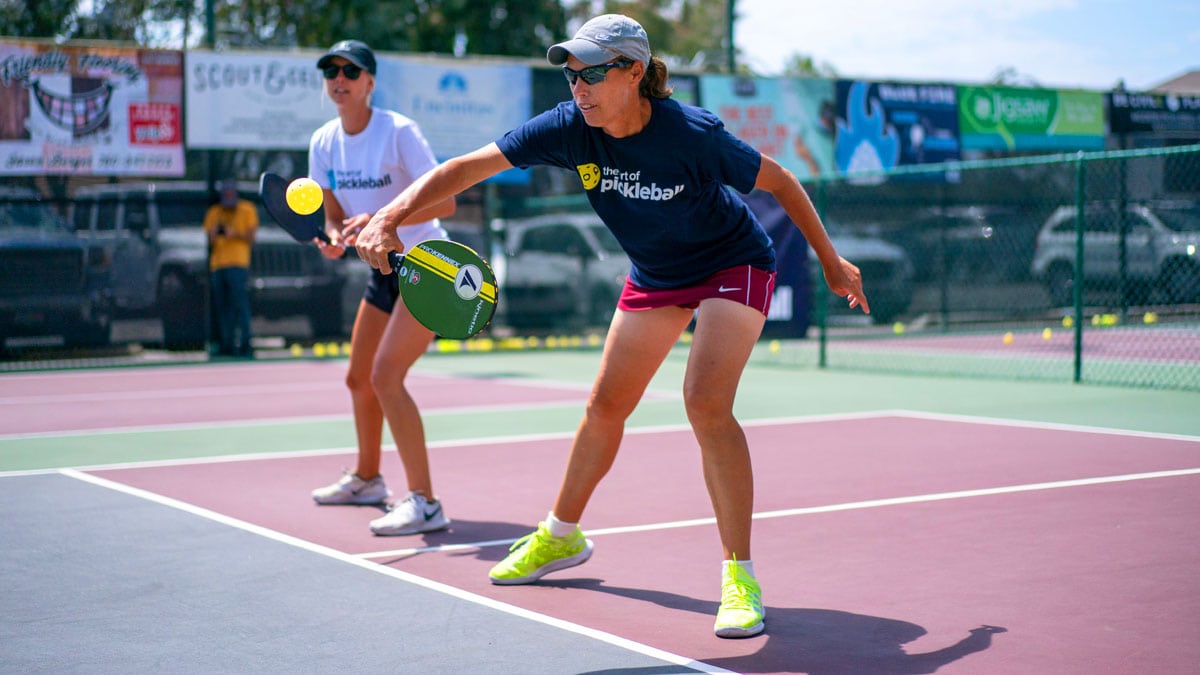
[91,415,1200,674]
[0,361,596,435]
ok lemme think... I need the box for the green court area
[2,344,1197,473]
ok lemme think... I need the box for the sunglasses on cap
[322,63,364,80]
[561,59,634,86]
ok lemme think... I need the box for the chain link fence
[5,145,1198,393]
[754,143,1200,391]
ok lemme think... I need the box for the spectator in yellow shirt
[204,178,258,357]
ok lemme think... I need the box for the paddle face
[397,239,497,339]
[261,172,494,339]
[259,172,329,244]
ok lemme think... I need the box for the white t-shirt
[308,107,445,246]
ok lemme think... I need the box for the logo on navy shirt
[576,164,684,201]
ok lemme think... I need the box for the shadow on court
[547,578,1006,674]
[368,518,534,565]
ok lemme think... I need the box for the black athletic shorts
[363,267,401,314]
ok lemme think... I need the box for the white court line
[4,408,1196,477]
[0,410,895,477]
[356,466,1200,560]
[889,409,1200,443]
[0,372,680,441]
[0,370,611,406]
[0,399,590,442]
[0,381,340,405]
[59,468,736,675]
[22,413,1200,666]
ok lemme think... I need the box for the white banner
[0,40,184,176]
[374,56,531,183]
[185,50,330,149]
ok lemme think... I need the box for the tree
[990,66,1041,88]
[0,0,80,40]
[783,53,837,79]
[568,0,734,72]
[1,0,569,58]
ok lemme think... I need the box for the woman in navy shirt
[355,14,869,638]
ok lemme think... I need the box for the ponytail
[639,56,673,100]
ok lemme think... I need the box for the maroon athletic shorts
[617,265,777,318]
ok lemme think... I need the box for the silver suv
[71,182,349,349]
[492,213,630,330]
[1031,201,1200,306]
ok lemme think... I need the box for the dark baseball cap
[317,39,377,75]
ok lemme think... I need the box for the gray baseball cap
[547,14,650,67]
[317,39,377,75]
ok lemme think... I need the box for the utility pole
[727,0,736,73]
[205,0,215,48]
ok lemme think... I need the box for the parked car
[888,205,1041,283]
[491,213,630,330]
[441,220,490,256]
[1,186,112,349]
[815,222,915,324]
[70,182,350,350]
[1030,200,1200,306]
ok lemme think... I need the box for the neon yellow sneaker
[489,522,593,585]
[714,560,765,638]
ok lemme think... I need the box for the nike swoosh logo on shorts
[718,286,742,293]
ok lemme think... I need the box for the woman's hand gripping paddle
[259,172,497,339]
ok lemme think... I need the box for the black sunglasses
[322,63,364,80]
[561,59,634,86]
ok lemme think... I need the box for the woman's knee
[345,363,372,395]
[586,388,638,425]
[683,386,734,428]
[369,360,406,396]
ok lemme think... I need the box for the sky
[733,0,1200,91]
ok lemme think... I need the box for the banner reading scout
[958,85,1104,151]
[0,40,183,176]
[833,80,960,182]
[698,75,835,181]
[185,50,326,149]
[374,56,532,184]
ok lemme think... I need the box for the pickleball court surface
[2,356,1198,674]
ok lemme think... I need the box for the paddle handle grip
[388,251,404,272]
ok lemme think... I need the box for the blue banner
[834,80,961,182]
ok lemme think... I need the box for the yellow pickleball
[285,177,323,215]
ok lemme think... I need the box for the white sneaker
[311,472,391,505]
[369,492,450,536]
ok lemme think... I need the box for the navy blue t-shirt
[496,97,775,288]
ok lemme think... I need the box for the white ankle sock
[546,512,577,538]
[725,559,755,578]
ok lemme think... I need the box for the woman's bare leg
[684,299,765,561]
[371,297,437,498]
[345,300,390,479]
[552,305,694,522]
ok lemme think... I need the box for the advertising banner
[698,75,835,181]
[0,40,183,175]
[374,56,532,184]
[958,85,1104,151]
[1108,91,1200,134]
[833,80,960,182]
[185,50,327,149]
